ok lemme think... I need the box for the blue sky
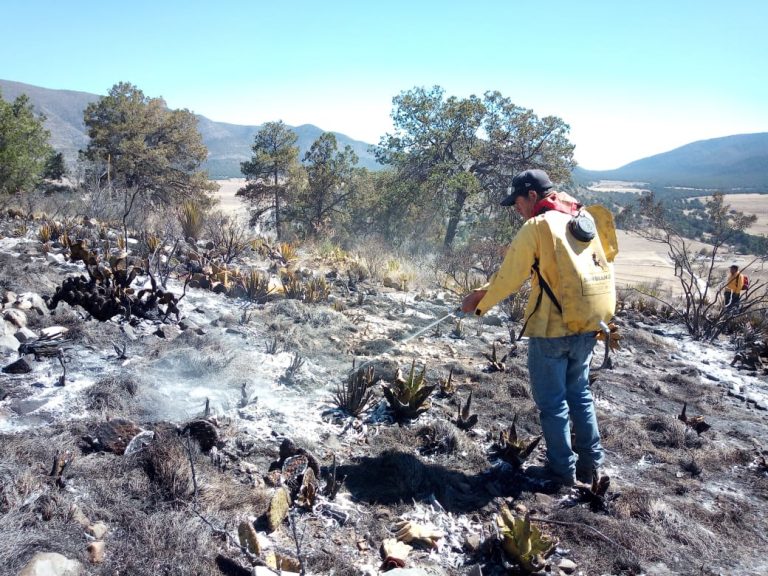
[2,0,766,169]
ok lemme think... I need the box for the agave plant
[490,415,541,468]
[455,391,478,430]
[438,368,456,397]
[496,505,556,573]
[575,471,613,513]
[483,342,508,372]
[382,360,436,421]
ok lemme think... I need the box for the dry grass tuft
[85,374,139,413]
[644,415,702,449]
[141,430,196,502]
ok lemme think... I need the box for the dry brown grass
[85,374,139,414]
[0,424,270,576]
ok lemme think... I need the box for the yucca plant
[382,360,436,421]
[281,270,303,300]
[490,415,541,468]
[496,505,556,573]
[304,276,330,303]
[333,365,377,417]
[242,269,272,302]
[180,200,204,241]
[278,242,297,263]
[38,223,52,243]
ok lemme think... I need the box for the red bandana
[532,192,583,217]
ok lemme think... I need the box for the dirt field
[213,178,248,218]
[693,193,768,235]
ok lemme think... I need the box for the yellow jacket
[726,273,744,293]
[475,209,616,338]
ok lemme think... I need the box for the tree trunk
[273,171,281,241]
[443,188,468,249]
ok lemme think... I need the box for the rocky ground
[1,215,768,576]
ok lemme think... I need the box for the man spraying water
[461,169,618,487]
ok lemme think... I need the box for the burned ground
[1,222,768,576]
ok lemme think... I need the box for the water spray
[351,308,465,374]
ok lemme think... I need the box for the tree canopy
[237,120,299,239]
[81,82,215,213]
[297,132,359,236]
[0,90,56,196]
[375,86,576,247]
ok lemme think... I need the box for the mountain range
[0,79,380,177]
[575,132,768,190]
[2,79,767,188]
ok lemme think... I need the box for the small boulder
[86,541,105,564]
[2,357,31,374]
[0,334,20,354]
[16,292,48,315]
[40,326,69,339]
[18,552,82,576]
[3,308,27,328]
[14,327,38,343]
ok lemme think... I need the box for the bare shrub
[206,211,253,264]
[433,245,486,293]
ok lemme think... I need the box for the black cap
[500,169,554,206]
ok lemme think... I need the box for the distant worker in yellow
[724,264,745,308]
[461,169,618,487]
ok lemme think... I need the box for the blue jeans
[527,333,604,479]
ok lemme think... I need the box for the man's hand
[596,322,621,351]
[381,537,412,569]
[461,290,487,314]
[393,520,444,549]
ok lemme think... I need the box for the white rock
[3,308,27,328]
[17,292,48,315]
[46,252,66,265]
[14,327,38,342]
[0,334,20,354]
[18,552,82,576]
[40,326,69,339]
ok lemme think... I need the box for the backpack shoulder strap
[517,259,561,340]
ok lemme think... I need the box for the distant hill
[574,133,768,190]
[0,79,380,177]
